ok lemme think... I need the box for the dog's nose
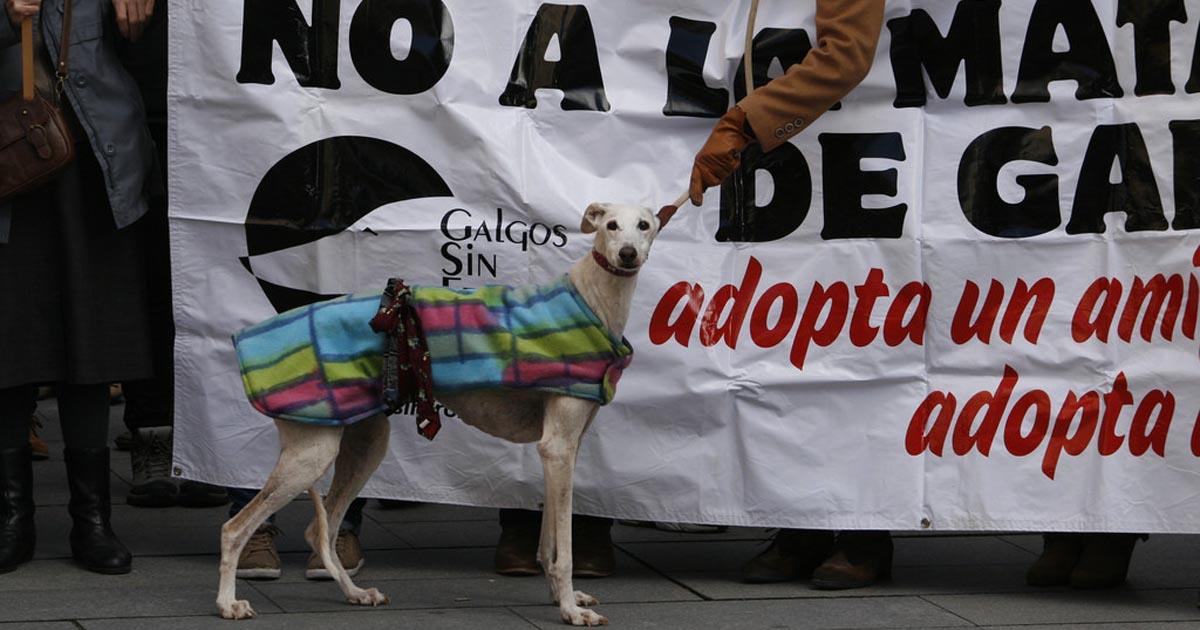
[618,246,637,266]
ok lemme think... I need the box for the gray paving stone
[0,556,215,591]
[0,584,281,622]
[0,623,78,630]
[378,517,500,548]
[80,607,537,629]
[617,539,764,573]
[513,596,973,629]
[926,588,1200,625]
[251,568,699,613]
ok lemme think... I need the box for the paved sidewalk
[4,401,1200,629]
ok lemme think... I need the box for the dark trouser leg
[57,384,110,450]
[0,386,37,572]
[0,387,34,450]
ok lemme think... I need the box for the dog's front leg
[539,398,606,626]
[538,495,558,602]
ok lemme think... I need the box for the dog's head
[580,202,661,273]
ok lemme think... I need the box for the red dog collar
[592,250,639,277]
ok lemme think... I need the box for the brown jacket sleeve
[738,0,885,152]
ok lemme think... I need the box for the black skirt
[0,146,154,388]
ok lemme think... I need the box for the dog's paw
[217,599,256,620]
[573,591,599,607]
[560,606,608,626]
[347,587,390,607]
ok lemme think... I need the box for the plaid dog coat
[233,276,634,434]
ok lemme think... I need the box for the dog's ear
[581,203,608,234]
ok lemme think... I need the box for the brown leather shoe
[572,516,614,578]
[494,518,541,576]
[811,531,893,590]
[742,529,836,583]
[1070,533,1142,589]
[1026,533,1085,586]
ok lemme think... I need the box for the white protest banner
[170,0,1200,531]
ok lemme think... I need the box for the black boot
[64,448,131,574]
[0,446,36,573]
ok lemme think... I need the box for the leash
[659,0,760,227]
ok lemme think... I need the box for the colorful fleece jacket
[233,275,634,427]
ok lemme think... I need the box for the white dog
[216,202,667,626]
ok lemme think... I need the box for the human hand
[6,0,42,25]
[688,106,755,206]
[112,0,154,42]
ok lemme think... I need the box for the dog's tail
[308,488,336,575]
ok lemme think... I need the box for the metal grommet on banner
[920,517,932,529]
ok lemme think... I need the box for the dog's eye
[638,220,650,231]
[606,221,619,231]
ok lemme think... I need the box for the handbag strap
[18,0,73,103]
[21,20,33,101]
[56,0,72,82]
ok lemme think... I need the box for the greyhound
[216,202,667,626]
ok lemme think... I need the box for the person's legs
[58,383,132,574]
[0,386,37,573]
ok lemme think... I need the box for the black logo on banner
[240,136,452,313]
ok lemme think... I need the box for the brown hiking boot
[742,529,836,583]
[306,528,365,579]
[495,518,541,576]
[811,531,893,590]
[29,416,49,461]
[1070,533,1142,589]
[1026,533,1085,586]
[237,524,282,580]
[572,516,615,578]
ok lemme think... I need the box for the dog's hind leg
[216,422,343,620]
[305,413,390,607]
[539,398,606,626]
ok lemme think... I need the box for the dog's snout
[618,246,637,265]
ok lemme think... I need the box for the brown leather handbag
[0,4,76,203]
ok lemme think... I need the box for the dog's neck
[569,248,638,339]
